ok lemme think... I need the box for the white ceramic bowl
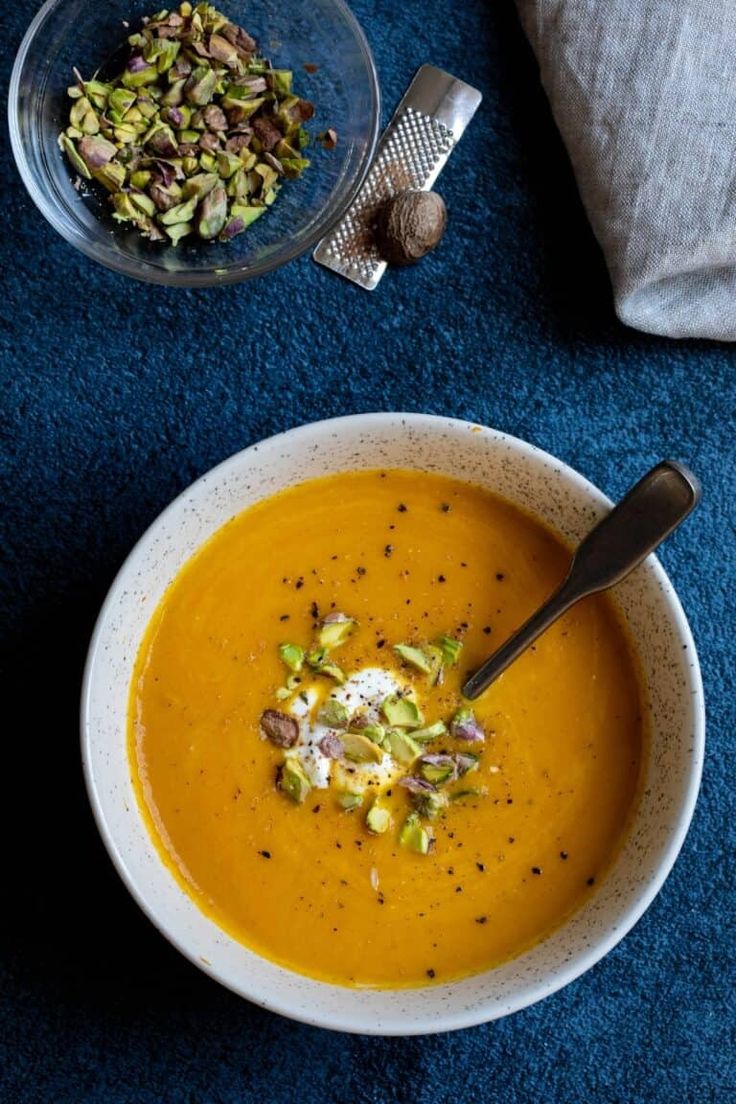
[81,414,704,1035]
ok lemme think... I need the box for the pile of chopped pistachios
[59,3,317,245]
[259,613,489,856]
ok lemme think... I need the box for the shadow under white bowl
[81,413,704,1035]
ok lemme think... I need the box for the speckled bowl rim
[81,413,705,1034]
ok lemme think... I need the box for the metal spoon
[462,460,701,700]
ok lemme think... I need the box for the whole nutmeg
[374,190,447,266]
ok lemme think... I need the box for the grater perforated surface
[314,66,482,290]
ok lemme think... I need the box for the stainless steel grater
[313,65,482,290]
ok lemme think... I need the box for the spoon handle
[462,461,701,700]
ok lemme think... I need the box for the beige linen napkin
[517,0,736,340]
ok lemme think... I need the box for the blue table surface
[2,1,734,1101]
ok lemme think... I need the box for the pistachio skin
[375,190,447,266]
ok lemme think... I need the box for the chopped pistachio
[83,79,113,109]
[122,106,146,126]
[216,150,243,179]
[366,802,391,835]
[221,92,265,116]
[111,192,140,222]
[227,168,250,198]
[359,723,386,747]
[150,180,184,211]
[161,78,187,107]
[208,32,239,67]
[385,729,422,766]
[450,708,485,743]
[317,614,357,649]
[166,102,192,128]
[280,157,310,179]
[418,755,457,785]
[397,775,434,795]
[337,791,363,811]
[276,93,301,119]
[306,646,346,680]
[436,635,463,666]
[229,203,266,227]
[318,127,338,149]
[317,698,349,728]
[255,162,278,193]
[381,695,423,728]
[146,123,179,156]
[456,752,480,776]
[393,643,435,674]
[409,721,447,743]
[184,66,218,105]
[136,97,159,119]
[69,96,94,129]
[199,151,218,172]
[274,686,292,702]
[307,647,328,668]
[92,161,127,192]
[196,185,227,238]
[109,88,136,116]
[122,62,160,90]
[341,732,384,764]
[77,135,117,170]
[159,196,197,225]
[260,708,299,748]
[130,169,153,190]
[278,757,311,804]
[60,136,91,179]
[275,138,300,160]
[285,673,302,691]
[278,643,305,674]
[143,36,181,73]
[129,191,157,217]
[114,122,141,144]
[320,733,344,766]
[413,789,450,820]
[218,213,244,241]
[202,103,228,130]
[269,69,293,97]
[399,813,433,855]
[425,645,445,680]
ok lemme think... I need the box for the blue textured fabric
[2,1,734,1101]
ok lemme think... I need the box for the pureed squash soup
[129,469,644,988]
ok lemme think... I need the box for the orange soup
[129,469,644,987]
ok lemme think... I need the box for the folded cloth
[517,0,736,340]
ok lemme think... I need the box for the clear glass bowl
[9,0,379,285]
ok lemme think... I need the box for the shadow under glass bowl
[9,0,380,286]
